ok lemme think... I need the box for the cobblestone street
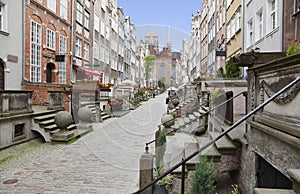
[0,93,167,194]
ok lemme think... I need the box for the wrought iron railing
[144,91,246,153]
[134,77,300,194]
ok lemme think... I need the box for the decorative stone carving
[78,107,93,123]
[260,78,300,105]
[161,113,174,128]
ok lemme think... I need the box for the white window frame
[59,35,67,84]
[60,0,68,20]
[94,14,99,32]
[236,8,241,31]
[0,2,7,32]
[76,1,83,24]
[256,8,263,41]
[83,42,89,60]
[267,0,277,32]
[227,22,231,40]
[94,40,99,59]
[46,29,56,50]
[247,18,253,46]
[84,10,90,30]
[75,38,82,57]
[30,20,42,82]
[231,15,235,36]
[47,0,56,13]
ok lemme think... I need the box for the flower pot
[153,183,168,194]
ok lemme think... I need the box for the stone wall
[241,53,300,194]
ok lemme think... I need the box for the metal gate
[256,154,292,189]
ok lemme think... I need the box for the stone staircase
[31,110,76,142]
[81,102,112,121]
[162,108,300,194]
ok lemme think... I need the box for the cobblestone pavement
[0,93,167,194]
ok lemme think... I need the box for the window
[231,15,235,36]
[94,14,99,32]
[227,22,231,40]
[60,0,68,19]
[46,29,56,50]
[94,41,99,59]
[84,42,89,60]
[236,8,241,30]
[0,2,7,32]
[256,9,263,40]
[47,0,56,13]
[84,10,90,30]
[248,19,253,46]
[75,38,82,57]
[59,35,67,84]
[76,2,83,24]
[14,123,26,140]
[30,20,42,82]
[268,0,277,31]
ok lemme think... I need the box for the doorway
[0,60,4,90]
[46,63,55,83]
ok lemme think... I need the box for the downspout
[70,0,74,82]
[22,0,25,82]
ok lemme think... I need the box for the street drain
[2,179,18,184]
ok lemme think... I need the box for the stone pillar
[139,153,154,194]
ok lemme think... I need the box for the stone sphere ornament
[78,107,93,123]
[54,111,73,130]
[161,113,175,128]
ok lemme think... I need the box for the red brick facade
[23,0,72,110]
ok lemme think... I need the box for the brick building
[23,0,72,110]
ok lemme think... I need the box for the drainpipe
[22,0,25,82]
[70,0,74,82]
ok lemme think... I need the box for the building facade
[0,0,23,90]
[23,0,72,108]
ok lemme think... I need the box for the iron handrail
[134,77,300,194]
[144,91,246,153]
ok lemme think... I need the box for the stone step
[102,114,112,120]
[39,119,55,127]
[188,114,196,121]
[44,124,58,131]
[193,111,201,117]
[34,114,56,123]
[184,142,200,170]
[197,136,221,162]
[254,188,295,194]
[67,124,77,131]
[210,132,237,154]
[225,123,247,145]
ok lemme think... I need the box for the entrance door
[46,63,55,83]
[257,155,292,189]
[0,61,4,90]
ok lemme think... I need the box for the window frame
[247,18,253,46]
[75,38,82,57]
[76,1,83,24]
[83,42,89,60]
[59,35,67,84]
[47,0,56,13]
[60,0,68,20]
[84,10,90,30]
[30,20,42,82]
[0,2,7,32]
[46,28,56,50]
[256,8,263,41]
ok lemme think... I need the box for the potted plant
[153,164,174,194]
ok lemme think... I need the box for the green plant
[188,156,216,194]
[155,132,167,167]
[286,39,300,56]
[216,67,225,78]
[226,57,240,78]
[231,184,240,194]
[154,164,174,190]
[210,89,225,106]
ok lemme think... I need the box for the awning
[77,67,103,77]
